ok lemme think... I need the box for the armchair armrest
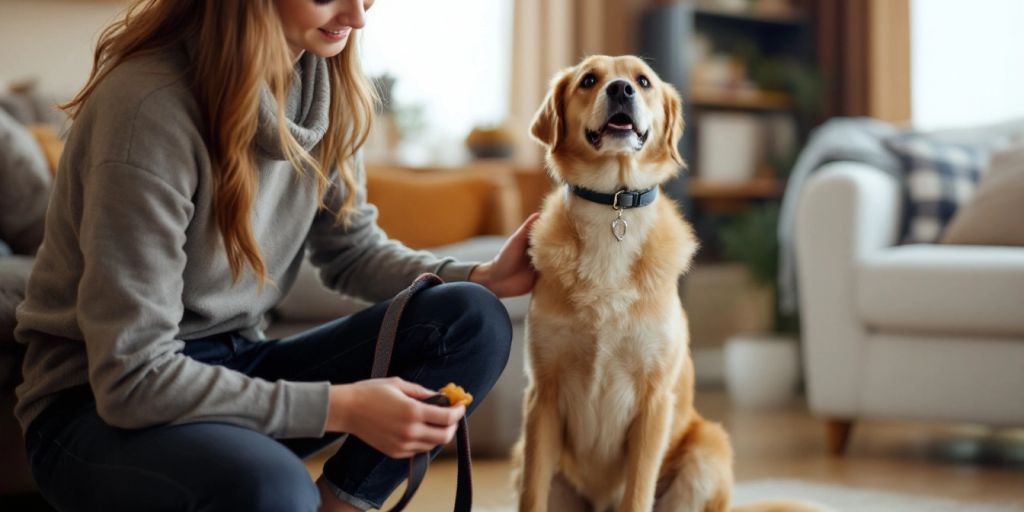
[795,162,901,416]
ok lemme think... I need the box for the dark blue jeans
[24,282,512,511]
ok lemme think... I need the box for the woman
[14,0,535,510]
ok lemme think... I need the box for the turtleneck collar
[255,51,331,160]
[184,37,331,160]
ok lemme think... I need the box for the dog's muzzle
[585,80,650,149]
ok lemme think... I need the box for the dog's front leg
[519,385,562,512]
[620,390,672,512]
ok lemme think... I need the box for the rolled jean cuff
[325,478,376,511]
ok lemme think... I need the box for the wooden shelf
[688,177,783,200]
[693,5,808,26]
[690,87,795,111]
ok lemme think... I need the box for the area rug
[478,479,1024,511]
[732,479,1023,511]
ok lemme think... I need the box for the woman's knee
[207,452,320,512]
[432,282,511,347]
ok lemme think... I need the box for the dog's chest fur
[563,196,659,323]
[558,310,684,469]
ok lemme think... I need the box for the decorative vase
[724,334,800,409]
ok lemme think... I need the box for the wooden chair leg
[826,419,854,456]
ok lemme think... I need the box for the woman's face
[275,0,374,60]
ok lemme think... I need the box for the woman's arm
[306,155,538,300]
[77,162,329,438]
[305,155,478,301]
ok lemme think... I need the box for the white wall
[911,0,1024,130]
[0,0,125,100]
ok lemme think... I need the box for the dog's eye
[580,74,598,89]
[637,75,651,89]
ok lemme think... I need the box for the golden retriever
[514,56,820,512]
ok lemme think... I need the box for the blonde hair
[62,0,375,284]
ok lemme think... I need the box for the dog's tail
[733,500,834,512]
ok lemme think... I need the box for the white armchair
[795,161,1024,454]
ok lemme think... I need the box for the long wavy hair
[61,0,375,285]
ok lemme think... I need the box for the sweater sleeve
[78,162,329,438]
[306,156,478,302]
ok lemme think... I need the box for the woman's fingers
[412,422,459,446]
[420,402,465,427]
[341,378,466,458]
[387,422,458,458]
[391,377,436,399]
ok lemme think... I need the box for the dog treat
[438,383,473,407]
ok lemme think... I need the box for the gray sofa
[0,257,36,496]
[0,96,55,498]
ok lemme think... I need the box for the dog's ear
[530,69,573,151]
[661,83,685,166]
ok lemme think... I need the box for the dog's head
[531,55,684,188]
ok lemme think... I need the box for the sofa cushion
[857,245,1024,336]
[0,256,33,345]
[0,256,33,390]
[941,144,1024,246]
[884,134,987,244]
[366,166,520,249]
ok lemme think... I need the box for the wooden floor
[306,389,1024,510]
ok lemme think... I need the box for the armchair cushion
[857,245,1024,336]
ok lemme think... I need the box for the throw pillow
[0,108,51,255]
[0,93,37,125]
[366,166,519,249]
[885,133,988,244]
[941,144,1024,246]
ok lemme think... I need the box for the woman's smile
[319,26,351,42]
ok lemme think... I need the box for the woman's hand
[469,212,540,298]
[326,378,465,459]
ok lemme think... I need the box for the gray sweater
[14,43,475,438]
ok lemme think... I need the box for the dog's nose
[606,80,635,104]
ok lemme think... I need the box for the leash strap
[371,273,473,512]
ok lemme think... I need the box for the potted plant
[718,204,801,408]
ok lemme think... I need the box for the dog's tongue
[608,121,633,130]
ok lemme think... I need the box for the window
[912,0,1024,130]
[360,0,513,165]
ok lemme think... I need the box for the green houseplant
[718,203,801,408]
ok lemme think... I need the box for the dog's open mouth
[586,113,649,148]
